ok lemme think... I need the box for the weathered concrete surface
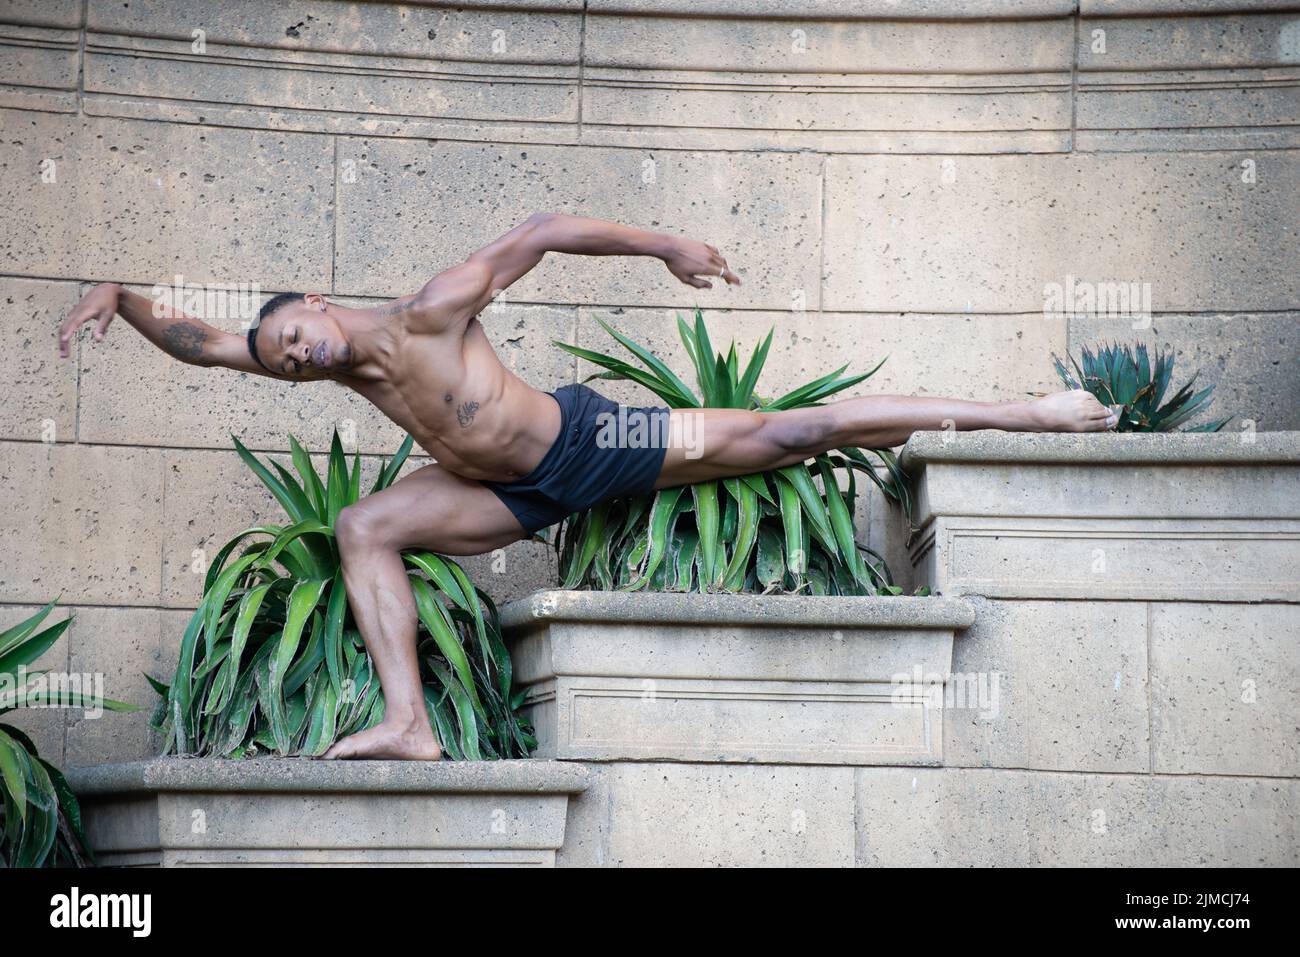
[1075,10,1300,150]
[589,1,1076,16]
[70,2,1299,154]
[0,109,334,289]
[559,761,857,867]
[84,0,582,143]
[559,760,1300,866]
[857,767,1299,867]
[334,137,823,308]
[582,14,1073,153]
[504,591,973,765]
[823,152,1297,314]
[63,605,169,768]
[0,1,80,113]
[942,597,1151,774]
[67,758,590,867]
[0,442,164,606]
[0,277,79,443]
[1150,602,1300,777]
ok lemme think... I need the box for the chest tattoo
[456,400,480,428]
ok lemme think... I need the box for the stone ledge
[585,0,1076,17]
[900,430,1300,469]
[66,757,591,796]
[67,759,589,867]
[501,589,976,631]
[1079,0,1299,14]
[394,1,1294,19]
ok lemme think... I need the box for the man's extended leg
[322,463,527,760]
[654,389,1114,488]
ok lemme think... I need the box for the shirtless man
[58,212,1118,760]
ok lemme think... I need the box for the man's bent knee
[335,501,387,555]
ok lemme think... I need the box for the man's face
[257,296,352,379]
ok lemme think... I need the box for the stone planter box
[66,758,589,867]
[870,430,1300,862]
[502,590,975,766]
[900,431,1300,602]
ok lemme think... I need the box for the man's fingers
[709,255,740,286]
[93,311,112,340]
[705,249,741,286]
[57,312,84,356]
[686,275,712,289]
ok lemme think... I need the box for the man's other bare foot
[320,718,443,761]
[1022,389,1118,432]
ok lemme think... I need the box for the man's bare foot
[320,718,443,760]
[1022,389,1118,432]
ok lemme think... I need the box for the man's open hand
[662,238,741,290]
[59,282,121,358]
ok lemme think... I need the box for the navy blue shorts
[482,384,672,534]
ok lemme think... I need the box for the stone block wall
[2,1,1296,767]
[878,432,1300,866]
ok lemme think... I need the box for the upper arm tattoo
[161,322,207,360]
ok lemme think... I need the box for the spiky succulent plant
[1053,342,1230,432]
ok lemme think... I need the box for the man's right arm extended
[58,282,282,377]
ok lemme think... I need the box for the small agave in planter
[552,309,909,596]
[1053,342,1231,432]
[150,431,534,761]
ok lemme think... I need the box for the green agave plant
[1,601,136,867]
[552,310,909,595]
[1053,342,1230,432]
[150,431,534,761]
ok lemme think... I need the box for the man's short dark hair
[247,292,306,370]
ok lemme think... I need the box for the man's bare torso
[341,313,561,483]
